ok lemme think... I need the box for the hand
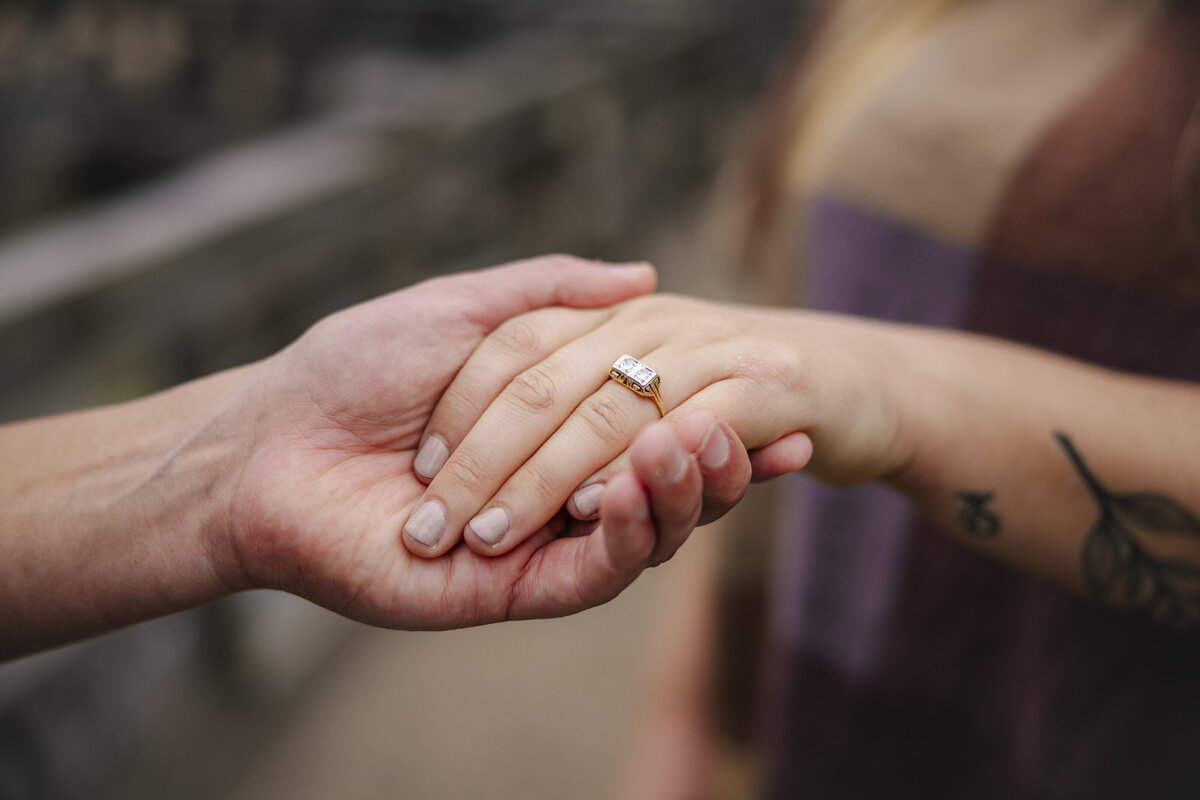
[204,256,638,623]
[216,255,735,628]
[400,293,904,558]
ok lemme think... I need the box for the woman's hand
[219,259,766,632]
[384,280,1200,634]
[401,294,909,559]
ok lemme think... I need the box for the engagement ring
[610,355,665,417]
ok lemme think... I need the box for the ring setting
[610,354,666,417]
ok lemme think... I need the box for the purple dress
[760,2,1200,797]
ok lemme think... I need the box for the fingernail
[659,437,689,484]
[572,483,606,517]
[633,497,650,522]
[469,507,511,546]
[698,422,731,469]
[413,435,449,480]
[404,500,447,548]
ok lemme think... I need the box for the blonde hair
[785,0,962,188]
[746,0,962,258]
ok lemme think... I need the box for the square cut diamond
[613,354,657,389]
[614,355,639,374]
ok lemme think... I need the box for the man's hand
[1,255,762,660]
[219,256,749,628]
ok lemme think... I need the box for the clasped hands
[224,256,821,632]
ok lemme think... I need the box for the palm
[245,441,579,628]
[229,280,610,628]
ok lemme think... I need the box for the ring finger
[451,343,730,555]
[403,328,679,555]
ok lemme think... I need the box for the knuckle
[520,463,563,508]
[578,393,632,442]
[730,342,802,389]
[695,314,741,347]
[505,364,560,413]
[615,293,724,341]
[437,449,493,498]
[435,381,485,421]
[487,318,543,360]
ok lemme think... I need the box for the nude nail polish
[572,483,606,518]
[413,435,449,480]
[698,422,731,470]
[661,439,689,484]
[404,500,447,548]
[469,507,511,546]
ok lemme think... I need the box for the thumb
[424,254,657,332]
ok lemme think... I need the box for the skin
[0,257,771,662]
[399,291,1200,800]
[405,293,1200,621]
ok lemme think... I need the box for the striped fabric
[762,1,1200,797]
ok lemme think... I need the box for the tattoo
[955,490,1002,538]
[1057,432,1200,632]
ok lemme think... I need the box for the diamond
[632,366,655,386]
[614,355,638,374]
[609,353,664,415]
[612,354,659,391]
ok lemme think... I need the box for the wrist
[777,311,916,485]
[168,366,263,597]
[0,365,258,658]
[120,366,261,603]
[874,324,978,495]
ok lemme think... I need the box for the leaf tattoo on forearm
[1058,432,1200,632]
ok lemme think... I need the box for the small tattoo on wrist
[955,490,1002,539]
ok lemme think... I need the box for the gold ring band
[610,355,666,418]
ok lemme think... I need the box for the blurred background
[0,1,801,798]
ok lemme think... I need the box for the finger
[504,471,656,619]
[468,333,780,555]
[415,254,657,333]
[673,411,753,526]
[413,306,609,482]
[568,411,751,528]
[406,255,654,484]
[454,343,726,557]
[475,364,809,556]
[405,335,691,557]
[666,374,810,451]
[749,432,814,481]
[625,421,703,566]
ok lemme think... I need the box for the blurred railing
[0,0,797,233]
[0,3,800,798]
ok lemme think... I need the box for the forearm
[0,367,251,659]
[872,323,1200,620]
[405,285,1200,625]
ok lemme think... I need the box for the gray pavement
[220,570,666,800]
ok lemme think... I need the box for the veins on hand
[1058,432,1200,633]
